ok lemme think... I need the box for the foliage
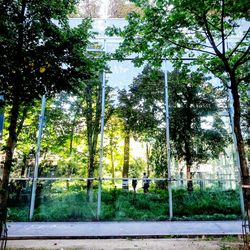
[108,0,250,75]
[108,0,143,18]
[0,1,93,105]
[169,68,229,164]
[7,182,241,221]
[0,0,95,233]
[70,0,101,18]
[129,157,146,178]
[150,131,168,177]
[107,0,250,200]
[124,65,229,181]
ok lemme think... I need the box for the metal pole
[228,88,245,216]
[0,95,4,141]
[29,95,46,221]
[97,36,107,220]
[164,59,173,220]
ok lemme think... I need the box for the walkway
[7,221,242,239]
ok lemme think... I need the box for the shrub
[7,187,241,222]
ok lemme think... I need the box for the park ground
[6,238,243,250]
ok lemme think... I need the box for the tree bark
[122,129,130,190]
[184,140,193,192]
[0,100,20,235]
[110,137,115,185]
[87,152,95,202]
[230,77,250,214]
[146,143,151,177]
[85,80,102,202]
[186,164,193,192]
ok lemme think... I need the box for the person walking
[142,172,149,193]
[132,177,137,193]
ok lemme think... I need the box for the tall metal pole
[164,59,173,220]
[228,88,245,216]
[29,95,46,221]
[97,36,107,220]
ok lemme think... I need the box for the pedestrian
[142,172,150,193]
[132,177,137,192]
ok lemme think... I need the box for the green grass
[7,186,241,222]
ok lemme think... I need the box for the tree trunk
[0,100,19,236]
[85,79,102,202]
[186,164,193,192]
[146,143,151,177]
[231,78,250,213]
[66,123,75,190]
[0,95,4,141]
[184,138,193,192]
[87,152,95,202]
[122,129,130,190]
[110,137,115,185]
[69,123,74,155]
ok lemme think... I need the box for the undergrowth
[7,186,241,222]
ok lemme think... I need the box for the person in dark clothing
[132,177,138,192]
[142,172,150,193]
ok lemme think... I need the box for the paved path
[7,221,242,239]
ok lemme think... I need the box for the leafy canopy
[0,0,94,105]
[107,0,250,86]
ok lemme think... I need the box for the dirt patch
[6,239,242,250]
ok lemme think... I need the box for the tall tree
[117,66,165,189]
[126,65,228,190]
[117,89,135,189]
[108,0,250,209]
[0,0,93,234]
[77,74,113,200]
[169,68,229,191]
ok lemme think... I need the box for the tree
[0,0,93,234]
[117,89,136,189]
[108,0,142,18]
[241,87,250,162]
[70,0,101,18]
[82,76,114,201]
[127,65,228,191]
[104,115,123,185]
[117,65,168,189]
[169,68,229,191]
[108,0,250,209]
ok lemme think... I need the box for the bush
[7,187,241,222]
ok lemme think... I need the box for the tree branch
[16,105,29,138]
[202,64,230,89]
[233,46,250,70]
[168,39,216,56]
[216,26,236,48]
[228,27,250,59]
[202,13,222,57]
[221,0,225,55]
